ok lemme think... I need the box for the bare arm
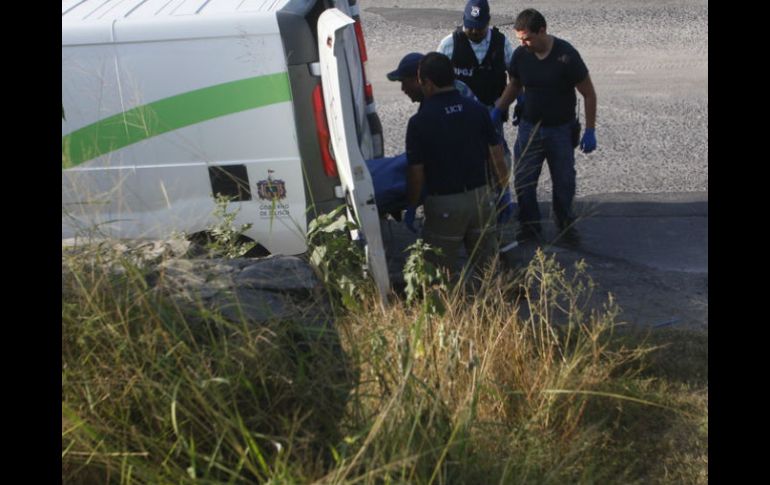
[406,164,425,207]
[489,143,509,191]
[575,75,597,129]
[494,77,523,112]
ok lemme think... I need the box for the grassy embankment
[62,216,706,484]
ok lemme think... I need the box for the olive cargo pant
[422,185,498,276]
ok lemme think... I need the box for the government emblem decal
[257,170,286,200]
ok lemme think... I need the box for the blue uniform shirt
[406,89,498,196]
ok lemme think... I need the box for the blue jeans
[513,119,577,233]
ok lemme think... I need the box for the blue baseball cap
[387,52,424,81]
[463,0,490,30]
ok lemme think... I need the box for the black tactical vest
[450,27,508,107]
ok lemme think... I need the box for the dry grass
[62,243,707,484]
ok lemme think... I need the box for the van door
[316,8,390,304]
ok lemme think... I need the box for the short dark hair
[514,8,546,33]
[418,52,454,88]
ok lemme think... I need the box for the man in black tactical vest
[438,0,516,130]
[437,0,517,225]
[439,0,508,109]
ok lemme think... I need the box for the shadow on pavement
[380,193,708,330]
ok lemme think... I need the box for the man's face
[464,25,488,43]
[515,28,545,52]
[401,76,424,103]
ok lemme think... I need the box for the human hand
[497,188,514,224]
[404,206,417,233]
[580,128,596,153]
[490,107,503,125]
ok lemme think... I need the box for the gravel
[359,0,708,197]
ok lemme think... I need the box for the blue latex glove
[497,188,514,224]
[580,128,596,153]
[404,206,417,233]
[490,107,503,125]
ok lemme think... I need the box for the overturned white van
[62,0,390,299]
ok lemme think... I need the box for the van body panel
[62,0,316,21]
[62,0,388,300]
[63,73,294,165]
[317,8,390,301]
[283,63,339,218]
[63,14,307,254]
[276,10,318,66]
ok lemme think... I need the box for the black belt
[522,117,575,128]
[428,183,486,197]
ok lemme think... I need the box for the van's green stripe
[62,72,292,168]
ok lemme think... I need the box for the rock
[236,256,321,292]
[64,238,334,329]
[210,287,295,324]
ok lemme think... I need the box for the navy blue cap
[387,52,424,81]
[463,0,490,30]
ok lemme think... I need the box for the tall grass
[62,241,706,484]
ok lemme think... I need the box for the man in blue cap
[438,0,514,111]
[437,0,516,223]
[387,51,514,231]
[405,52,509,276]
[374,52,480,226]
[387,52,477,104]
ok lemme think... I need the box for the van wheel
[187,232,270,259]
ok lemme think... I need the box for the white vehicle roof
[61,0,305,21]
[62,0,342,45]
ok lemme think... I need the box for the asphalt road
[359,0,708,329]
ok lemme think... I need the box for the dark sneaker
[517,224,544,244]
[556,226,581,248]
